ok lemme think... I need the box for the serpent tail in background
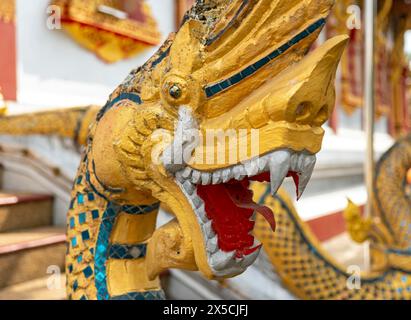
[253,134,411,299]
[0,106,100,147]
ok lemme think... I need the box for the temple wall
[15,0,175,108]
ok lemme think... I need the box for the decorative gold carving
[343,199,372,244]
[51,0,161,63]
[0,0,347,299]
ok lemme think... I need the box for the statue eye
[169,84,182,99]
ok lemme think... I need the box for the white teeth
[196,203,208,223]
[233,165,246,181]
[212,171,222,184]
[192,195,202,208]
[201,172,212,185]
[250,211,257,222]
[258,156,269,172]
[252,237,262,247]
[244,160,259,177]
[174,148,317,278]
[191,170,201,184]
[175,171,185,183]
[202,220,215,238]
[239,246,261,268]
[210,250,236,270]
[269,150,291,195]
[206,236,218,253]
[297,155,316,199]
[182,167,193,179]
[222,168,232,183]
[290,153,299,172]
[183,181,195,195]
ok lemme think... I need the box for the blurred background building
[0,0,409,299]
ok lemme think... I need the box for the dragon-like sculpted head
[92,0,347,280]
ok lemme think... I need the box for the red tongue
[226,179,276,232]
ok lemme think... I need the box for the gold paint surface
[107,259,161,296]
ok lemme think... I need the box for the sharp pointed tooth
[222,168,232,183]
[183,180,195,195]
[196,203,208,223]
[191,170,201,184]
[297,154,305,173]
[253,238,262,247]
[244,159,259,177]
[191,194,202,208]
[175,171,185,183]
[250,211,257,222]
[212,171,222,184]
[269,150,291,195]
[202,220,215,238]
[258,156,268,173]
[210,250,236,270]
[182,167,193,179]
[201,172,212,185]
[239,246,262,268]
[233,165,246,180]
[297,155,316,200]
[290,153,299,172]
[206,235,218,253]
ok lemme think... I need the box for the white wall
[16,0,175,108]
[405,30,411,57]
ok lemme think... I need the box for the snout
[190,36,348,171]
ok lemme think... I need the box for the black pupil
[169,85,182,99]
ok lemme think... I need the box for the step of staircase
[0,226,66,289]
[0,192,53,232]
[0,275,66,300]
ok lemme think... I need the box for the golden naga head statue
[92,0,348,280]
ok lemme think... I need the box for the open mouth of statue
[175,149,316,277]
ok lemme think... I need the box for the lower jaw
[174,149,316,277]
[176,175,272,278]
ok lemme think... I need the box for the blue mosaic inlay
[387,247,411,256]
[69,198,75,210]
[83,266,93,278]
[151,46,170,68]
[110,290,166,300]
[81,230,90,241]
[122,203,160,215]
[93,201,161,299]
[69,217,75,229]
[76,175,83,185]
[204,18,326,98]
[79,212,87,224]
[108,244,147,260]
[77,254,83,263]
[73,280,78,291]
[87,193,95,201]
[71,237,78,248]
[92,210,100,220]
[96,92,142,121]
[77,193,84,205]
[94,202,120,300]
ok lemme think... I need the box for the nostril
[313,105,329,126]
[295,102,312,122]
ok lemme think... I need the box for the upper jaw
[173,148,316,278]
